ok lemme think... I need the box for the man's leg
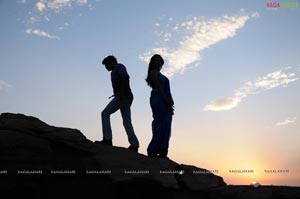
[101,98,122,142]
[120,100,139,148]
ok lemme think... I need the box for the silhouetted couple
[98,54,174,158]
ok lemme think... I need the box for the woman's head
[149,54,164,71]
[146,54,164,88]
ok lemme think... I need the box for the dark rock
[176,164,226,191]
[0,113,299,199]
[209,185,300,199]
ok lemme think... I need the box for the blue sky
[1,0,300,185]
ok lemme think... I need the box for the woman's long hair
[146,54,164,88]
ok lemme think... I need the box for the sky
[1,0,300,186]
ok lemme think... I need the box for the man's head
[102,55,118,71]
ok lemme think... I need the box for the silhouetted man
[98,55,139,152]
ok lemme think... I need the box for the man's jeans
[101,97,139,147]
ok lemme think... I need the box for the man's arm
[114,65,129,100]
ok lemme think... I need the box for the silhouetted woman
[146,54,174,158]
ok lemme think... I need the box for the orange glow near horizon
[167,139,299,186]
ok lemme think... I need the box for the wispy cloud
[276,117,298,126]
[36,0,89,13]
[204,66,299,111]
[0,80,12,90]
[25,28,60,40]
[140,11,259,78]
[47,0,72,11]
[20,0,92,39]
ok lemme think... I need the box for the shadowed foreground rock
[0,113,299,199]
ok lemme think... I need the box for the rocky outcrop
[0,113,299,199]
[210,185,300,199]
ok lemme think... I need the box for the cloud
[204,66,299,111]
[0,80,12,90]
[140,11,259,78]
[46,0,88,11]
[276,117,298,126]
[203,97,241,111]
[47,0,71,11]
[32,0,89,13]
[25,28,60,40]
[36,1,46,12]
[21,0,92,39]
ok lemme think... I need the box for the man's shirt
[111,64,133,100]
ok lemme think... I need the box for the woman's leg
[158,114,172,158]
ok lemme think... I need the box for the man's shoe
[158,155,169,160]
[128,145,139,152]
[95,139,112,146]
